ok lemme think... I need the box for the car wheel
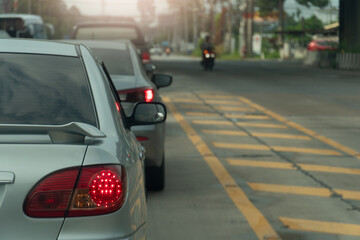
[145,155,165,191]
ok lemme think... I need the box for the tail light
[118,87,154,103]
[136,136,149,142]
[24,165,126,218]
[141,52,151,63]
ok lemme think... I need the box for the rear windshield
[0,54,97,126]
[91,48,134,76]
[75,26,139,41]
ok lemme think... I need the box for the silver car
[64,40,172,191]
[0,39,166,239]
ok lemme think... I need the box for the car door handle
[0,171,15,184]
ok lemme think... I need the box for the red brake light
[24,165,126,218]
[144,89,154,102]
[142,52,151,63]
[118,88,154,103]
[136,136,149,141]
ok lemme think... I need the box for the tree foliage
[256,0,329,16]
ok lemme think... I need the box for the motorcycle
[201,49,215,71]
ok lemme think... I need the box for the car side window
[97,61,131,129]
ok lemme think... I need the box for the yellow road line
[192,120,233,126]
[248,182,332,197]
[163,97,280,240]
[228,159,360,175]
[272,146,342,156]
[202,129,248,136]
[214,142,271,151]
[237,123,288,129]
[225,114,270,120]
[251,133,312,140]
[199,94,236,99]
[239,96,360,159]
[279,217,360,236]
[300,164,360,175]
[186,112,220,117]
[335,189,360,201]
[179,104,210,110]
[228,159,295,170]
[214,142,342,156]
[172,99,202,103]
[215,106,256,112]
[249,182,360,201]
[205,100,243,105]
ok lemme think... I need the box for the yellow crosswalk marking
[228,159,360,175]
[214,142,342,156]
[251,133,311,140]
[205,100,243,105]
[192,120,233,126]
[225,114,270,120]
[199,94,236,99]
[249,182,360,201]
[202,129,248,136]
[186,112,220,117]
[215,106,256,112]
[279,217,360,236]
[236,123,288,128]
[179,104,210,110]
[172,99,202,103]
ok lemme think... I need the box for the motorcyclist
[200,35,214,52]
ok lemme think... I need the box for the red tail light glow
[118,88,154,103]
[142,52,151,63]
[24,165,126,218]
[136,136,149,141]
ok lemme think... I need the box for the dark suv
[71,21,151,63]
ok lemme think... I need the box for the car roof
[0,14,44,24]
[61,39,130,51]
[0,39,78,57]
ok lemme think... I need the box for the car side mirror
[144,62,156,73]
[128,102,167,126]
[151,74,172,89]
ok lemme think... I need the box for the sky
[63,0,339,23]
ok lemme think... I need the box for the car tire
[145,156,165,191]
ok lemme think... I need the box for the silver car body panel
[0,40,146,239]
[0,39,77,56]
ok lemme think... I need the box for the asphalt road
[147,55,360,240]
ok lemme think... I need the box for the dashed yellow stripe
[249,182,360,201]
[192,120,233,126]
[279,217,360,236]
[272,146,342,156]
[205,100,243,105]
[214,142,271,151]
[237,123,288,129]
[186,112,220,117]
[248,182,332,197]
[239,96,360,159]
[202,129,248,136]
[228,159,360,175]
[228,159,295,170]
[172,99,202,103]
[214,142,342,156]
[215,106,256,112]
[225,114,270,120]
[199,94,236,99]
[251,133,311,140]
[164,96,280,240]
[179,104,210,110]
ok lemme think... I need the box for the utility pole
[278,0,285,46]
[246,0,254,56]
[192,0,198,48]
